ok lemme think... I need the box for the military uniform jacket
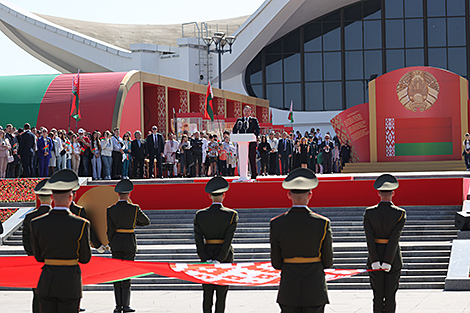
[194,203,238,263]
[30,209,91,298]
[270,206,333,307]
[70,202,102,248]
[107,200,150,253]
[363,201,406,270]
[22,205,51,256]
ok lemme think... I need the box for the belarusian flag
[204,81,214,121]
[288,100,294,123]
[70,71,81,121]
[392,117,453,156]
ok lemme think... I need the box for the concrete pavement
[2,289,470,312]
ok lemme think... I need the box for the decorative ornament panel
[385,118,395,157]
[156,86,166,132]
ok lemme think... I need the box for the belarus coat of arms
[396,70,440,112]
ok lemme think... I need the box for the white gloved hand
[206,259,213,263]
[96,245,106,253]
[381,263,392,272]
[371,261,381,270]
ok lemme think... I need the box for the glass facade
[244,0,469,111]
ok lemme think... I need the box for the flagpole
[67,74,74,133]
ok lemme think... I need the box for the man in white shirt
[164,133,179,176]
[267,132,279,175]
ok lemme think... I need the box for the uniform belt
[374,238,389,244]
[116,229,135,233]
[205,239,224,244]
[45,259,79,266]
[283,257,321,263]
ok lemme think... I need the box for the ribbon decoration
[0,256,371,288]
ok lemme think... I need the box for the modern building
[0,0,469,134]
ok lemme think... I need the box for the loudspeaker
[455,212,470,231]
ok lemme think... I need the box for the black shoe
[122,307,135,313]
[113,307,122,313]
[79,309,86,312]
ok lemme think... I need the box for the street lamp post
[203,32,236,89]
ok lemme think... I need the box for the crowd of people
[0,122,353,180]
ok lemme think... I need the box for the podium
[231,133,257,182]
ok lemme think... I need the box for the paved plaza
[2,289,470,313]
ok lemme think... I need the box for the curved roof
[35,14,249,50]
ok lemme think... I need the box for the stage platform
[75,172,470,210]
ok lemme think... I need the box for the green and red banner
[0,256,371,288]
[70,71,81,121]
[204,81,214,121]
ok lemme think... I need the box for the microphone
[236,120,242,134]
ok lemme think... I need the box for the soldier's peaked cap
[282,168,318,191]
[44,169,79,191]
[374,174,399,191]
[34,179,52,196]
[115,178,134,193]
[205,176,229,194]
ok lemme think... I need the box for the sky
[0,0,265,75]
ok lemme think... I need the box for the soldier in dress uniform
[364,174,406,313]
[23,179,52,313]
[107,179,150,313]
[30,169,92,313]
[194,177,238,313]
[270,168,333,313]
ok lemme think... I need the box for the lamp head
[225,36,236,45]
[212,35,223,45]
[214,32,225,38]
[203,37,213,46]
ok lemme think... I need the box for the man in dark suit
[194,177,238,313]
[364,174,406,313]
[107,179,150,313]
[278,132,293,175]
[270,168,333,313]
[131,131,146,179]
[146,125,164,178]
[190,131,203,177]
[19,123,35,177]
[232,105,260,179]
[23,179,52,313]
[30,169,91,313]
[320,134,334,174]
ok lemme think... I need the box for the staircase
[1,206,459,290]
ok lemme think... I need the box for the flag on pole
[204,81,214,122]
[70,70,81,121]
[288,100,294,123]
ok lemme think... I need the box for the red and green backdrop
[331,66,469,163]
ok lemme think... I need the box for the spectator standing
[77,128,91,177]
[267,132,279,175]
[37,128,52,177]
[258,135,270,176]
[5,124,19,177]
[207,135,219,177]
[0,128,11,178]
[64,132,73,170]
[56,130,66,170]
[146,125,164,178]
[111,127,124,179]
[180,134,193,177]
[463,134,470,171]
[223,136,237,177]
[218,142,228,176]
[308,135,318,172]
[278,132,293,175]
[19,123,35,177]
[164,133,179,177]
[320,134,334,174]
[101,130,113,180]
[131,131,145,179]
[71,134,81,174]
[292,139,301,170]
[91,130,102,180]
[122,132,132,179]
[190,131,203,177]
[340,140,351,170]
[48,132,59,176]
[299,137,310,169]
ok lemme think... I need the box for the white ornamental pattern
[179,90,188,113]
[217,98,225,117]
[385,118,395,157]
[157,86,166,131]
[199,94,206,114]
[234,101,242,118]
[261,107,269,123]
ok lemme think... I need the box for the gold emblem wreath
[396,70,440,112]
